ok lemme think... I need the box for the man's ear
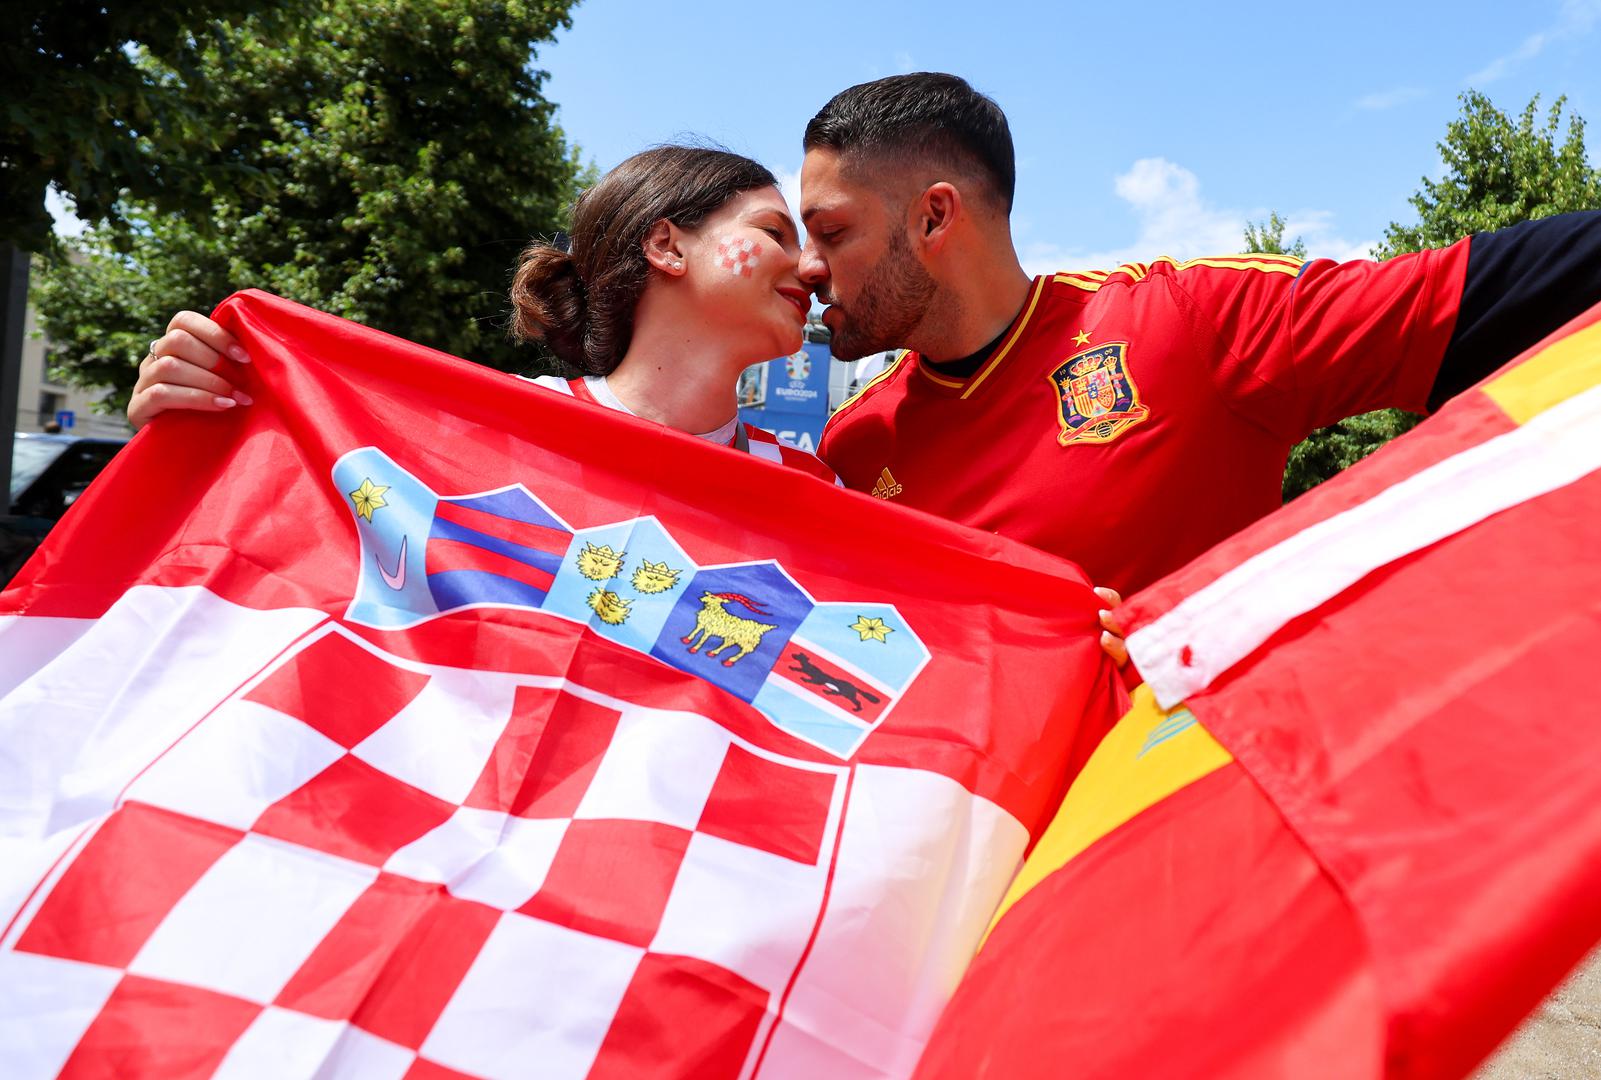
[642,219,687,276]
[915,182,962,253]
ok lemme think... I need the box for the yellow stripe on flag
[982,684,1233,942]
[1484,317,1601,425]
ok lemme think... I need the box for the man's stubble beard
[827,228,938,361]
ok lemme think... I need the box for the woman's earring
[672,260,683,270]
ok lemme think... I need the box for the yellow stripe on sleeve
[1051,271,1110,293]
[1178,256,1303,275]
[1483,317,1601,425]
[982,683,1233,943]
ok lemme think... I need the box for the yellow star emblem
[850,615,893,643]
[349,478,389,521]
[1072,329,1092,346]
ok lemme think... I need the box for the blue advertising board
[736,340,832,452]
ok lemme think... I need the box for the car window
[9,438,67,502]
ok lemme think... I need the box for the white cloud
[893,51,915,74]
[1017,157,1376,276]
[1465,0,1601,84]
[1355,86,1427,111]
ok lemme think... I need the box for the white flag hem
[1129,380,1601,710]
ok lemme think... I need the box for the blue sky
[536,0,1601,271]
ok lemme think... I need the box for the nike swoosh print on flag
[0,291,1124,1080]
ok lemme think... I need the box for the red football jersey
[819,247,1471,594]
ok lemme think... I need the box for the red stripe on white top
[523,375,841,485]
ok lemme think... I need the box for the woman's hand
[1094,586,1128,668]
[128,310,253,430]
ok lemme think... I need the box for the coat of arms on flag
[337,447,928,760]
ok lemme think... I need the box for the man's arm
[1429,209,1601,410]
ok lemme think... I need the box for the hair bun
[510,241,589,366]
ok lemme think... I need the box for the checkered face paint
[715,234,760,277]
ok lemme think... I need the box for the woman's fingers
[1093,586,1123,633]
[139,351,243,400]
[1092,586,1128,667]
[165,309,248,364]
[147,326,226,377]
[128,381,246,429]
[1099,630,1130,668]
[129,313,254,430]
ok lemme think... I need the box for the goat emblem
[682,591,778,667]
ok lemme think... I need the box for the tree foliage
[1282,90,1601,501]
[2,0,293,252]
[33,0,590,406]
[1376,91,1601,259]
[1242,211,1306,258]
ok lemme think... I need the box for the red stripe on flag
[405,1058,482,1080]
[465,686,622,818]
[345,893,502,1050]
[520,820,693,948]
[246,631,430,750]
[697,744,836,865]
[252,755,456,867]
[58,975,263,1080]
[586,954,769,1080]
[15,803,243,968]
[424,535,558,593]
[274,872,436,1020]
[433,498,571,554]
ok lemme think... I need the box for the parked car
[3,432,130,586]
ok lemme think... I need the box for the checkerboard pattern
[5,625,847,1079]
[716,237,760,277]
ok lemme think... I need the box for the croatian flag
[0,292,1123,1080]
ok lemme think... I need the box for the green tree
[33,0,590,408]
[1242,211,1306,258]
[1376,90,1601,258]
[1281,90,1601,501]
[2,1,293,251]
[3,2,296,487]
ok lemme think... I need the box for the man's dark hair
[804,73,1015,211]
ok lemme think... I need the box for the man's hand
[128,310,252,430]
[1095,586,1128,668]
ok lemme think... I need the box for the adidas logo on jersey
[870,468,903,500]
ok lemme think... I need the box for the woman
[129,144,1129,661]
[129,145,836,481]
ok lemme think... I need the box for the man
[800,72,1601,596]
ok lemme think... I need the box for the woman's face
[680,186,810,361]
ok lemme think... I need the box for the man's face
[799,148,936,361]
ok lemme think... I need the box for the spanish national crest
[1048,342,1150,446]
[336,447,929,759]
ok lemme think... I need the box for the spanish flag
[917,302,1601,1079]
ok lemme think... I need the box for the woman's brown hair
[511,145,777,375]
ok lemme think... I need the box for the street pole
[0,243,28,507]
